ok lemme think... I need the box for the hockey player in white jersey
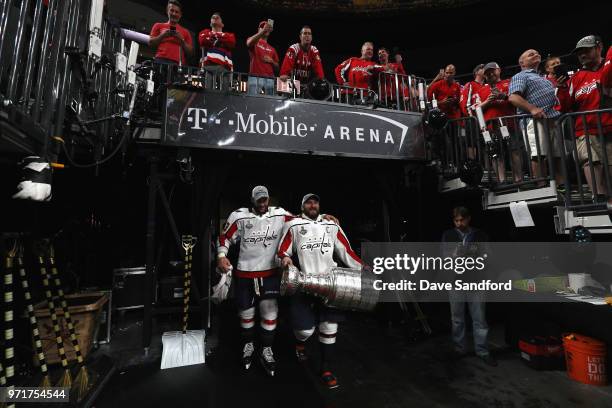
[277,193,362,389]
[217,186,338,376]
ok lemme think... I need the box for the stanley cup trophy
[280,265,379,311]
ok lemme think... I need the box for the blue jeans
[248,76,275,96]
[448,290,489,356]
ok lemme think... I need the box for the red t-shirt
[249,39,279,78]
[558,63,612,137]
[459,80,484,116]
[150,22,192,65]
[427,79,461,119]
[477,79,516,129]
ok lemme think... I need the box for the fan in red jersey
[477,62,523,184]
[460,64,485,117]
[279,26,324,94]
[376,47,410,108]
[557,35,612,201]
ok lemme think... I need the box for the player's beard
[304,207,319,220]
[256,203,269,215]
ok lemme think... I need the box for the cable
[54,126,129,168]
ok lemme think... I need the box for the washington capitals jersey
[198,29,236,70]
[335,57,379,90]
[277,215,362,275]
[558,64,612,136]
[218,207,293,277]
[279,43,324,83]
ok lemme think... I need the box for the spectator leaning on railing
[149,1,194,65]
[377,47,409,108]
[508,49,564,186]
[334,42,380,102]
[246,20,279,95]
[557,35,612,202]
[427,64,462,120]
[478,62,523,184]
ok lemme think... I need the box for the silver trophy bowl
[280,265,379,311]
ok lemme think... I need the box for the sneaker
[478,354,498,367]
[295,344,308,363]
[260,346,276,377]
[321,371,340,389]
[242,342,255,370]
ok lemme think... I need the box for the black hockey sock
[320,342,335,372]
[241,327,254,346]
[260,328,275,348]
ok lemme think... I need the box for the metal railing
[377,72,428,112]
[482,113,559,189]
[439,112,563,188]
[557,108,612,210]
[436,116,482,179]
[154,63,426,112]
[439,107,612,209]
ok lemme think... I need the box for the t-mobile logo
[186,108,208,130]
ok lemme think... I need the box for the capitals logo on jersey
[300,234,332,253]
[574,80,599,99]
[244,225,279,247]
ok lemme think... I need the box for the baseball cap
[252,185,269,202]
[483,62,500,72]
[301,193,320,207]
[572,35,601,53]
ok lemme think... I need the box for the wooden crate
[33,292,109,365]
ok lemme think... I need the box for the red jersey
[198,29,236,70]
[279,43,324,83]
[558,63,612,137]
[427,79,461,119]
[248,39,279,78]
[602,47,611,94]
[150,22,192,65]
[546,74,559,87]
[477,79,516,129]
[334,57,378,90]
[460,81,484,116]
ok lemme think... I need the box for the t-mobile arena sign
[163,87,425,160]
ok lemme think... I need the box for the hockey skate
[295,343,308,363]
[259,346,276,377]
[242,342,255,370]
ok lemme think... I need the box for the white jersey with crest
[277,214,362,275]
[218,206,293,277]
